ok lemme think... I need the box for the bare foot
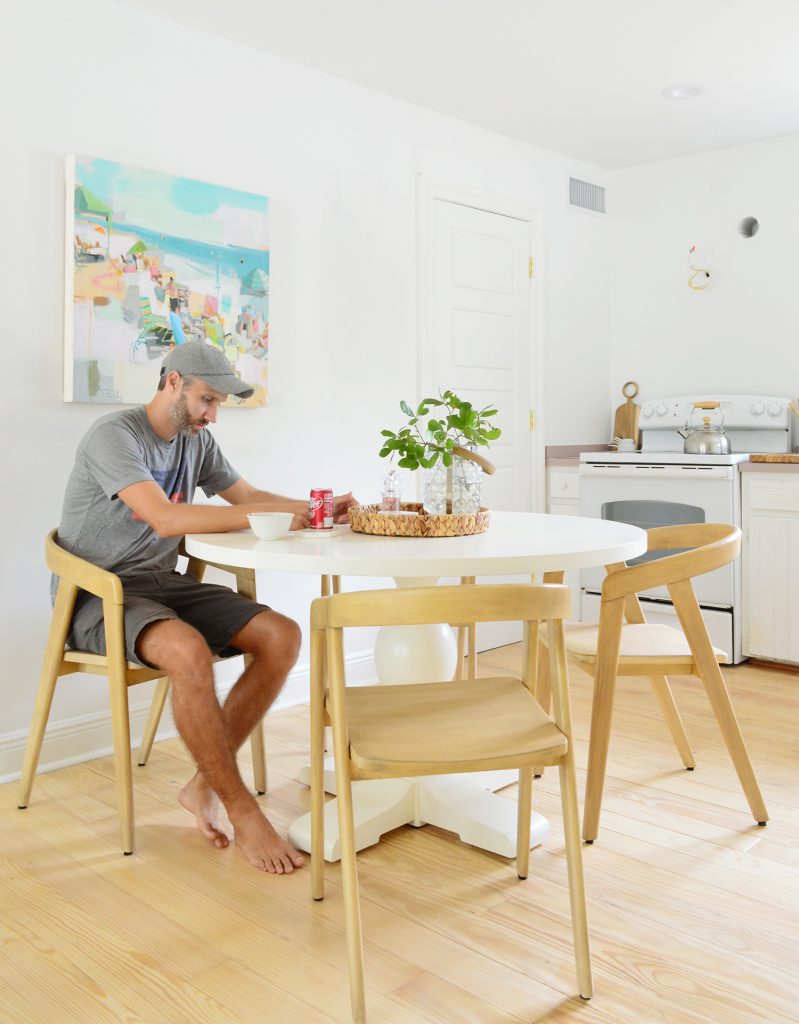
[178,772,229,849]
[232,806,305,874]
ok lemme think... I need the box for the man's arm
[220,480,357,524]
[116,480,304,537]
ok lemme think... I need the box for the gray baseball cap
[161,341,254,399]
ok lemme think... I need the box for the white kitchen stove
[578,395,793,664]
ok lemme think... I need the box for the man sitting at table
[56,341,355,875]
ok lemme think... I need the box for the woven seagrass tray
[349,502,490,538]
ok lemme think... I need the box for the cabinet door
[743,475,799,663]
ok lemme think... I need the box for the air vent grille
[569,177,606,214]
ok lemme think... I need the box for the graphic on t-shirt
[131,463,188,519]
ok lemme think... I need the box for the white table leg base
[290,762,550,862]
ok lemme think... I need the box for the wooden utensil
[749,453,799,463]
[612,381,640,448]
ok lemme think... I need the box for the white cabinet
[546,467,582,621]
[742,472,799,664]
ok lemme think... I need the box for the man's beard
[170,393,206,435]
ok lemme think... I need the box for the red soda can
[309,488,334,530]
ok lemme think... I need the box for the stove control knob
[642,403,653,417]
[656,403,667,417]
[751,401,765,416]
[767,401,782,417]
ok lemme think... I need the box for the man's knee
[137,618,213,679]
[236,611,302,668]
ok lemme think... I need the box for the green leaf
[485,427,502,440]
[481,409,498,417]
[442,452,452,467]
[416,402,428,416]
[380,429,395,437]
[400,400,413,416]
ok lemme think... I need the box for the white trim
[0,649,376,785]
[415,174,546,512]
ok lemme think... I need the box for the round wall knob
[751,401,765,416]
[656,403,667,416]
[767,402,782,417]
[642,404,653,417]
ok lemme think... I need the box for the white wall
[610,134,799,423]
[0,0,613,778]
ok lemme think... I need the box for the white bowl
[247,512,293,540]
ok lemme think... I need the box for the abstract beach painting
[64,155,269,406]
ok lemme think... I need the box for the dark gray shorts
[68,569,271,667]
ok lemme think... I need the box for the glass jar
[421,461,447,515]
[451,451,483,514]
[380,468,402,512]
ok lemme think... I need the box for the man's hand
[333,492,358,523]
[290,508,310,531]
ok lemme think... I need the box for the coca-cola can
[309,488,334,530]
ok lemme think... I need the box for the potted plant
[379,390,501,514]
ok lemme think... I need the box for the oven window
[601,499,705,565]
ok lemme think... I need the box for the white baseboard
[0,650,376,785]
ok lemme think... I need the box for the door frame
[415,174,545,512]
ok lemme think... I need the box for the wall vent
[569,177,606,214]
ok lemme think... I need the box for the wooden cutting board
[750,453,799,463]
[612,381,640,446]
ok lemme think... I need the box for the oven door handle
[579,464,734,480]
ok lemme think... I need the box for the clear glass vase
[421,461,447,515]
[422,456,482,515]
[451,455,482,514]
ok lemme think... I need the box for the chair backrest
[601,523,741,603]
[46,529,123,605]
[311,583,571,630]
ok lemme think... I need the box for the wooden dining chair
[18,530,266,855]
[310,582,592,1024]
[537,523,768,843]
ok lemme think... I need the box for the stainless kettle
[679,402,731,455]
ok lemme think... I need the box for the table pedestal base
[289,760,550,862]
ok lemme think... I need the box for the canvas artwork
[64,154,270,406]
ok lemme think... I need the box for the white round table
[186,512,646,861]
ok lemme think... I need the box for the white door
[423,195,538,651]
[429,200,533,513]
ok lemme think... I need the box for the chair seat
[335,676,568,777]
[562,622,727,664]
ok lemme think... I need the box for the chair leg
[107,673,135,854]
[137,676,170,766]
[516,767,533,879]
[249,721,267,796]
[648,675,695,769]
[582,598,625,843]
[670,581,768,824]
[310,628,326,901]
[455,625,466,681]
[18,581,77,809]
[535,639,552,714]
[467,621,476,679]
[549,619,593,1000]
[328,634,366,1024]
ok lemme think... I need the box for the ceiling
[121,0,799,169]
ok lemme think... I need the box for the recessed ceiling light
[662,84,705,100]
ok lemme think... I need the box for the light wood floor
[2,647,798,1024]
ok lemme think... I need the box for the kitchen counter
[741,455,799,473]
[546,444,609,467]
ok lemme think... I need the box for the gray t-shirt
[56,406,240,584]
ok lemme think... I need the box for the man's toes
[289,849,305,867]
